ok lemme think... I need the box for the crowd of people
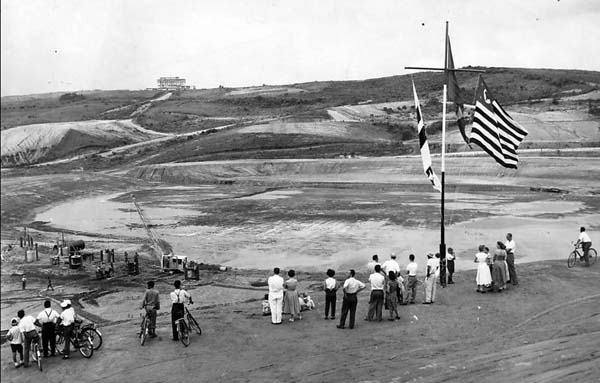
[7,299,78,368]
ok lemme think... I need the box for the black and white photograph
[1,0,599,381]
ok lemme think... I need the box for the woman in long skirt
[491,241,508,292]
[474,245,492,292]
[283,270,301,321]
[386,271,400,321]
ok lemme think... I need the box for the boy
[7,318,24,368]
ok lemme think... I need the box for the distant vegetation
[59,92,85,102]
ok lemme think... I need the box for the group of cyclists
[7,299,78,369]
[141,279,193,341]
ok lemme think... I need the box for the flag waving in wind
[412,80,441,192]
[470,76,528,169]
[446,35,471,148]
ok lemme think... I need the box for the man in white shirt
[36,300,60,357]
[382,253,401,276]
[337,269,366,329]
[405,254,418,304]
[268,268,285,324]
[446,248,456,284]
[18,309,38,367]
[423,253,438,304]
[58,299,76,359]
[366,264,386,321]
[576,226,593,266]
[170,280,192,340]
[366,254,380,274]
[505,233,518,285]
[323,269,338,320]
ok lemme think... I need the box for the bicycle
[568,243,597,268]
[139,311,150,346]
[80,322,103,351]
[29,332,43,371]
[55,321,94,358]
[175,306,202,347]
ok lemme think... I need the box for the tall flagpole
[439,22,449,288]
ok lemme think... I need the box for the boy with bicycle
[141,281,160,338]
[170,280,193,341]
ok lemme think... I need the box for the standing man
[446,248,456,284]
[366,264,385,321]
[423,253,438,304]
[367,254,380,274]
[381,253,400,276]
[405,254,418,304]
[21,275,26,290]
[267,268,284,325]
[47,277,54,291]
[141,281,160,338]
[576,227,593,267]
[337,269,366,329]
[170,280,191,340]
[58,299,76,359]
[382,253,406,303]
[323,269,337,320]
[505,233,518,285]
[36,300,59,357]
[17,309,38,368]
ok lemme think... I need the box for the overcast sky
[2,0,599,96]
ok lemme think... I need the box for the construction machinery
[131,195,187,272]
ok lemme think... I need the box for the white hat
[60,299,71,308]
[391,252,396,258]
[11,317,19,325]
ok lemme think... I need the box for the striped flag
[470,76,528,169]
[412,80,441,192]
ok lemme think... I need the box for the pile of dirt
[0,120,157,167]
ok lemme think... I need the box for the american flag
[412,80,441,191]
[470,76,528,169]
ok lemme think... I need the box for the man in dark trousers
[505,233,518,285]
[169,280,192,340]
[141,281,160,337]
[35,300,59,357]
[337,269,366,329]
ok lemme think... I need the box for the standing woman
[284,270,301,322]
[386,271,400,321]
[474,245,492,293]
[491,241,508,292]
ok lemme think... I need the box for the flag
[446,35,471,147]
[470,76,528,169]
[412,80,441,192]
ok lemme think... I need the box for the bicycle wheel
[567,251,577,268]
[140,318,149,346]
[178,321,190,347]
[55,334,65,354]
[78,336,94,358]
[588,248,598,265]
[82,327,103,350]
[187,313,202,335]
[36,345,42,371]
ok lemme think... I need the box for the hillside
[1,67,599,168]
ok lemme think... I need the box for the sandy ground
[2,153,600,382]
[1,257,599,383]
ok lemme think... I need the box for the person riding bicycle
[170,280,193,341]
[141,281,160,338]
[57,299,77,359]
[17,309,39,368]
[575,226,593,267]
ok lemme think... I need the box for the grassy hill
[1,67,598,169]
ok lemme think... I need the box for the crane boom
[131,195,172,270]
